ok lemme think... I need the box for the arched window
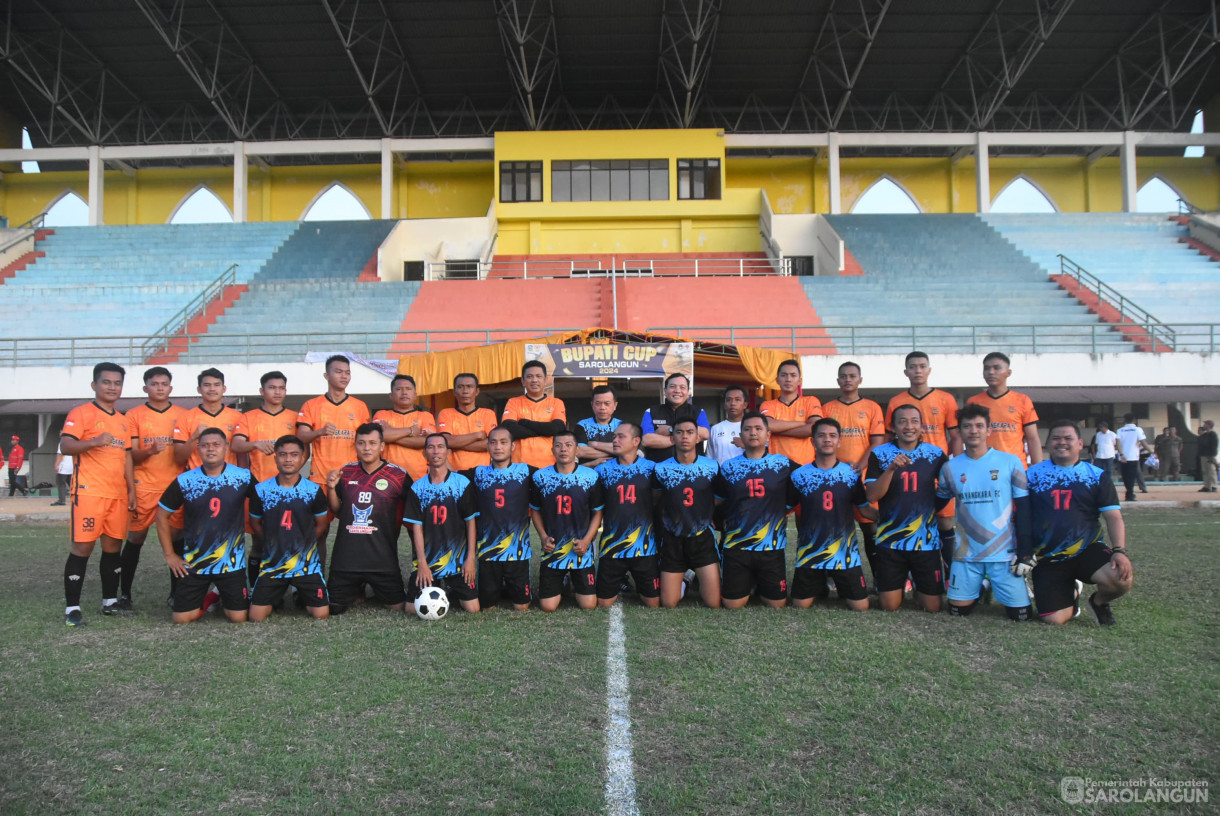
[850,176,922,214]
[169,186,233,223]
[42,191,88,227]
[1137,177,1187,213]
[301,183,372,221]
[991,176,1058,213]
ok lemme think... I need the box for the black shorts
[250,573,329,608]
[1032,542,1115,614]
[791,565,868,602]
[327,569,407,608]
[659,529,720,573]
[873,548,945,595]
[478,560,532,607]
[172,570,249,613]
[596,555,661,599]
[720,548,788,602]
[538,566,597,599]
[407,571,479,604]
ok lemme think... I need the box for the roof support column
[1120,130,1137,213]
[381,138,394,219]
[87,145,104,226]
[827,132,842,214]
[233,142,248,223]
[975,131,990,213]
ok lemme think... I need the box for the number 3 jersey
[463,463,535,562]
[403,471,479,578]
[158,465,256,575]
[596,456,656,559]
[788,462,871,569]
[331,460,410,574]
[249,477,329,578]
[713,454,796,551]
[1025,460,1120,562]
[866,442,948,552]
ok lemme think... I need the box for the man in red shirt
[7,435,28,496]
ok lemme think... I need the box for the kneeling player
[405,434,480,615]
[531,431,603,612]
[865,405,950,613]
[248,435,330,621]
[935,405,1033,621]
[789,418,875,611]
[465,427,535,611]
[1028,420,1133,625]
[651,417,721,608]
[595,423,660,607]
[157,429,255,623]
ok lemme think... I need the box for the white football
[415,586,449,620]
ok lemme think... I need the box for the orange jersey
[297,394,371,485]
[502,395,567,469]
[822,397,885,466]
[242,407,299,483]
[885,389,959,454]
[966,390,1039,463]
[173,405,246,470]
[127,402,186,495]
[374,407,436,482]
[760,395,823,465]
[62,401,131,501]
[438,406,499,470]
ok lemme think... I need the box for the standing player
[530,431,603,612]
[714,412,796,610]
[652,417,721,608]
[866,404,950,613]
[594,424,660,608]
[121,366,185,610]
[248,435,331,621]
[886,351,961,581]
[464,427,534,611]
[156,429,254,624]
[173,368,246,470]
[438,373,498,470]
[404,434,480,615]
[298,355,371,549]
[966,352,1043,466]
[374,374,436,482]
[760,359,822,465]
[822,361,886,583]
[325,423,410,614]
[238,371,297,586]
[642,373,710,462]
[707,385,747,465]
[502,361,567,469]
[59,362,135,626]
[789,418,875,611]
[1115,413,1152,503]
[1027,420,1132,625]
[574,385,621,468]
[935,405,1034,621]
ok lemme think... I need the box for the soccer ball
[415,586,449,620]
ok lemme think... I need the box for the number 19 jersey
[404,471,479,578]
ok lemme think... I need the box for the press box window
[552,159,668,202]
[677,158,721,200]
[500,161,542,203]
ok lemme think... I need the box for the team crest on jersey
[960,473,967,483]
[858,411,866,419]
[347,504,377,534]
[375,478,389,490]
[931,406,940,415]
[1007,406,1016,414]
[990,470,999,480]
[347,412,356,421]
[95,421,105,430]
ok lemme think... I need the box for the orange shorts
[936,498,956,519]
[72,495,129,544]
[130,491,183,532]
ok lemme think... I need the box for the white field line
[604,603,642,816]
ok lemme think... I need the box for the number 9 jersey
[157,464,256,575]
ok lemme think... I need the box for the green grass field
[2,509,1217,815]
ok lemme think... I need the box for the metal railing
[427,255,790,280]
[1056,255,1176,350]
[1178,197,1203,216]
[141,264,238,360]
[0,212,47,257]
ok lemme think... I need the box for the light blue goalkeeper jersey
[936,448,1028,562]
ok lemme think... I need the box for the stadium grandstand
[0,0,1218,490]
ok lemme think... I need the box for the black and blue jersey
[596,456,656,559]
[529,465,603,570]
[713,454,796,551]
[651,455,719,537]
[404,471,479,578]
[158,464,256,575]
[249,476,328,578]
[866,442,948,552]
[789,461,870,569]
[1026,460,1120,562]
[464,463,535,562]
[574,417,621,447]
